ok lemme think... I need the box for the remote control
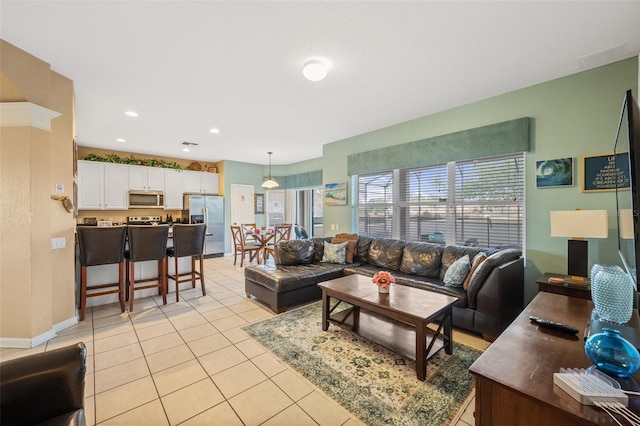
[529,316,579,335]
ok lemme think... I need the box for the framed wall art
[325,182,347,206]
[535,157,573,188]
[582,152,630,192]
[254,193,265,214]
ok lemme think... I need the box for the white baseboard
[0,315,77,348]
[0,328,56,349]
[53,315,78,333]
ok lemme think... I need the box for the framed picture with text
[582,152,631,192]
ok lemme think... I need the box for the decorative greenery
[80,153,183,170]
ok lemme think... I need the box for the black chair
[166,223,206,302]
[0,343,87,426]
[126,225,170,312]
[76,226,127,321]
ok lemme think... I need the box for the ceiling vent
[578,44,625,71]
[182,142,198,147]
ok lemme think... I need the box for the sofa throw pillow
[463,252,487,290]
[335,232,358,241]
[322,241,348,264]
[444,255,471,287]
[331,238,356,263]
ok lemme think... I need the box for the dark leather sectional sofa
[0,342,87,425]
[244,235,524,341]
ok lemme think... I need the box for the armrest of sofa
[473,257,524,340]
[1,342,87,426]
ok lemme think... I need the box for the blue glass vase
[590,264,634,324]
[585,328,640,377]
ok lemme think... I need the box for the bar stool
[125,225,170,312]
[76,226,127,321]
[166,223,206,302]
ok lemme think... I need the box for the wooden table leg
[416,321,427,381]
[322,289,330,331]
[443,306,453,355]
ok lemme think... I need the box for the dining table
[246,230,275,264]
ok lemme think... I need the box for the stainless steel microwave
[128,191,165,209]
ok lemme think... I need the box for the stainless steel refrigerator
[182,194,224,257]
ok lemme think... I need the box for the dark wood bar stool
[166,223,207,302]
[76,226,127,321]
[125,225,170,312]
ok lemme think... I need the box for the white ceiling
[2,1,640,166]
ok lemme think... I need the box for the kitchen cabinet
[128,166,165,191]
[183,171,219,194]
[164,169,184,209]
[77,161,128,210]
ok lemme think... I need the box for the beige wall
[1,39,76,346]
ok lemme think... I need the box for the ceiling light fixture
[209,128,220,134]
[261,151,279,189]
[182,148,190,152]
[115,138,126,143]
[303,59,328,82]
[124,111,139,117]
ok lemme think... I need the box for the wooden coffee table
[318,274,458,381]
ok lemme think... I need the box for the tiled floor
[0,255,489,426]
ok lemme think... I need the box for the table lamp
[550,210,609,283]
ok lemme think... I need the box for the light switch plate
[50,237,65,249]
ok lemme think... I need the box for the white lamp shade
[620,209,635,239]
[550,210,609,238]
[261,177,279,189]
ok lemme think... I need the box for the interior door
[230,184,255,225]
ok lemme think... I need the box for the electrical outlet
[330,224,336,230]
[50,237,65,249]
[336,224,339,230]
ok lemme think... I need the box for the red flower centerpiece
[372,271,395,294]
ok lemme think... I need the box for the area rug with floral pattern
[243,301,482,426]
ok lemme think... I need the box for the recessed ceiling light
[182,148,191,152]
[303,59,329,82]
[115,138,126,143]
[124,111,139,117]
[209,128,220,134]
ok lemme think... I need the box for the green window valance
[347,117,530,176]
[276,170,322,189]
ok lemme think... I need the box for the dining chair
[76,226,127,321]
[166,223,206,302]
[264,223,292,261]
[241,223,257,244]
[125,225,170,312]
[231,225,260,267]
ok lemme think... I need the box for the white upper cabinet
[77,161,103,210]
[164,169,184,210]
[128,166,165,191]
[77,161,128,210]
[103,164,128,209]
[183,171,219,194]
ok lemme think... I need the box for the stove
[127,215,162,225]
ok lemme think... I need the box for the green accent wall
[321,57,638,303]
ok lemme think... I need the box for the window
[355,172,394,238]
[355,153,525,249]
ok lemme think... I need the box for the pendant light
[261,152,279,189]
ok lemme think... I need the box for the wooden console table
[470,291,640,425]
